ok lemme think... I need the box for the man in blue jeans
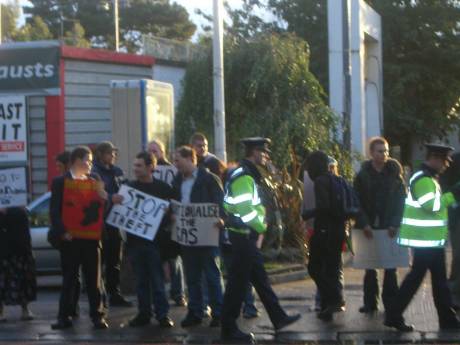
[118,152,174,328]
[172,146,225,328]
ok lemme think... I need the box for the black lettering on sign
[188,228,198,245]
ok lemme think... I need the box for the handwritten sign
[351,229,410,269]
[62,179,104,240]
[0,167,27,207]
[106,185,169,240]
[0,96,27,162]
[171,200,220,247]
[153,165,177,186]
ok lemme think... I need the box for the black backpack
[329,174,360,219]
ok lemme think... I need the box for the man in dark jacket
[118,151,174,328]
[190,132,225,180]
[302,150,347,322]
[92,141,131,307]
[50,146,108,330]
[172,145,225,328]
[354,137,406,314]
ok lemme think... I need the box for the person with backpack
[353,137,406,314]
[302,150,351,322]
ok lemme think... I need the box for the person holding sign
[385,144,460,331]
[172,146,225,328]
[113,151,175,328]
[49,146,108,330]
[221,138,301,344]
[353,137,406,314]
[148,139,185,307]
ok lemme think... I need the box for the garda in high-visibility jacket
[223,166,266,234]
[398,168,456,248]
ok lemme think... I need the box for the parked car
[27,192,61,274]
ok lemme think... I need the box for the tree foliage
[14,16,53,41]
[1,2,21,42]
[23,0,196,51]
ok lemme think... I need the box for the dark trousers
[308,230,344,309]
[127,243,169,320]
[221,231,287,331]
[102,226,123,296]
[57,240,104,321]
[363,268,398,310]
[182,246,223,319]
[168,256,185,300]
[387,247,457,326]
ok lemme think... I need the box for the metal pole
[114,0,119,51]
[342,0,351,151]
[0,4,3,45]
[212,0,227,162]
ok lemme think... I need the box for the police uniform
[221,137,300,344]
[385,143,460,331]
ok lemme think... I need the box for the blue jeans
[128,243,169,320]
[182,246,223,319]
[169,256,185,300]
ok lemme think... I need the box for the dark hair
[136,151,157,167]
[190,132,207,145]
[369,136,389,152]
[56,151,71,165]
[176,145,197,163]
[70,146,92,164]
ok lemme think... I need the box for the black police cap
[425,143,455,158]
[240,137,271,153]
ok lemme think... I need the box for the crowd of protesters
[2,133,460,344]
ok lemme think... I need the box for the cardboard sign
[0,167,27,207]
[153,165,177,186]
[351,229,410,269]
[171,200,220,247]
[106,185,169,240]
[0,96,27,162]
[62,179,105,240]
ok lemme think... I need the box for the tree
[1,1,21,42]
[23,0,196,51]
[14,16,53,41]
[63,22,91,48]
[265,0,460,161]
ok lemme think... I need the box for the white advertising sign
[153,165,177,186]
[351,229,410,269]
[0,167,27,207]
[106,185,169,240]
[0,96,27,162]
[171,200,220,247]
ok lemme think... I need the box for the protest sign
[153,165,177,186]
[0,96,27,162]
[62,179,105,240]
[106,185,169,240]
[171,200,220,247]
[0,167,27,207]
[351,229,410,269]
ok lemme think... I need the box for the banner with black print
[0,96,27,163]
[0,167,27,207]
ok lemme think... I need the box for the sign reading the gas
[171,200,220,247]
[0,96,27,162]
[106,185,170,241]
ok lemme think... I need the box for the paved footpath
[2,254,460,344]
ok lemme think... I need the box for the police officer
[221,137,301,344]
[385,143,460,331]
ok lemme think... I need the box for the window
[29,197,50,228]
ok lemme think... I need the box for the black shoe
[275,313,301,330]
[221,328,255,344]
[93,317,109,329]
[158,316,174,328]
[174,296,187,307]
[51,318,73,330]
[317,310,333,322]
[209,317,220,327]
[109,294,133,307]
[384,318,414,332]
[359,305,378,313]
[181,313,202,327]
[129,314,150,327]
